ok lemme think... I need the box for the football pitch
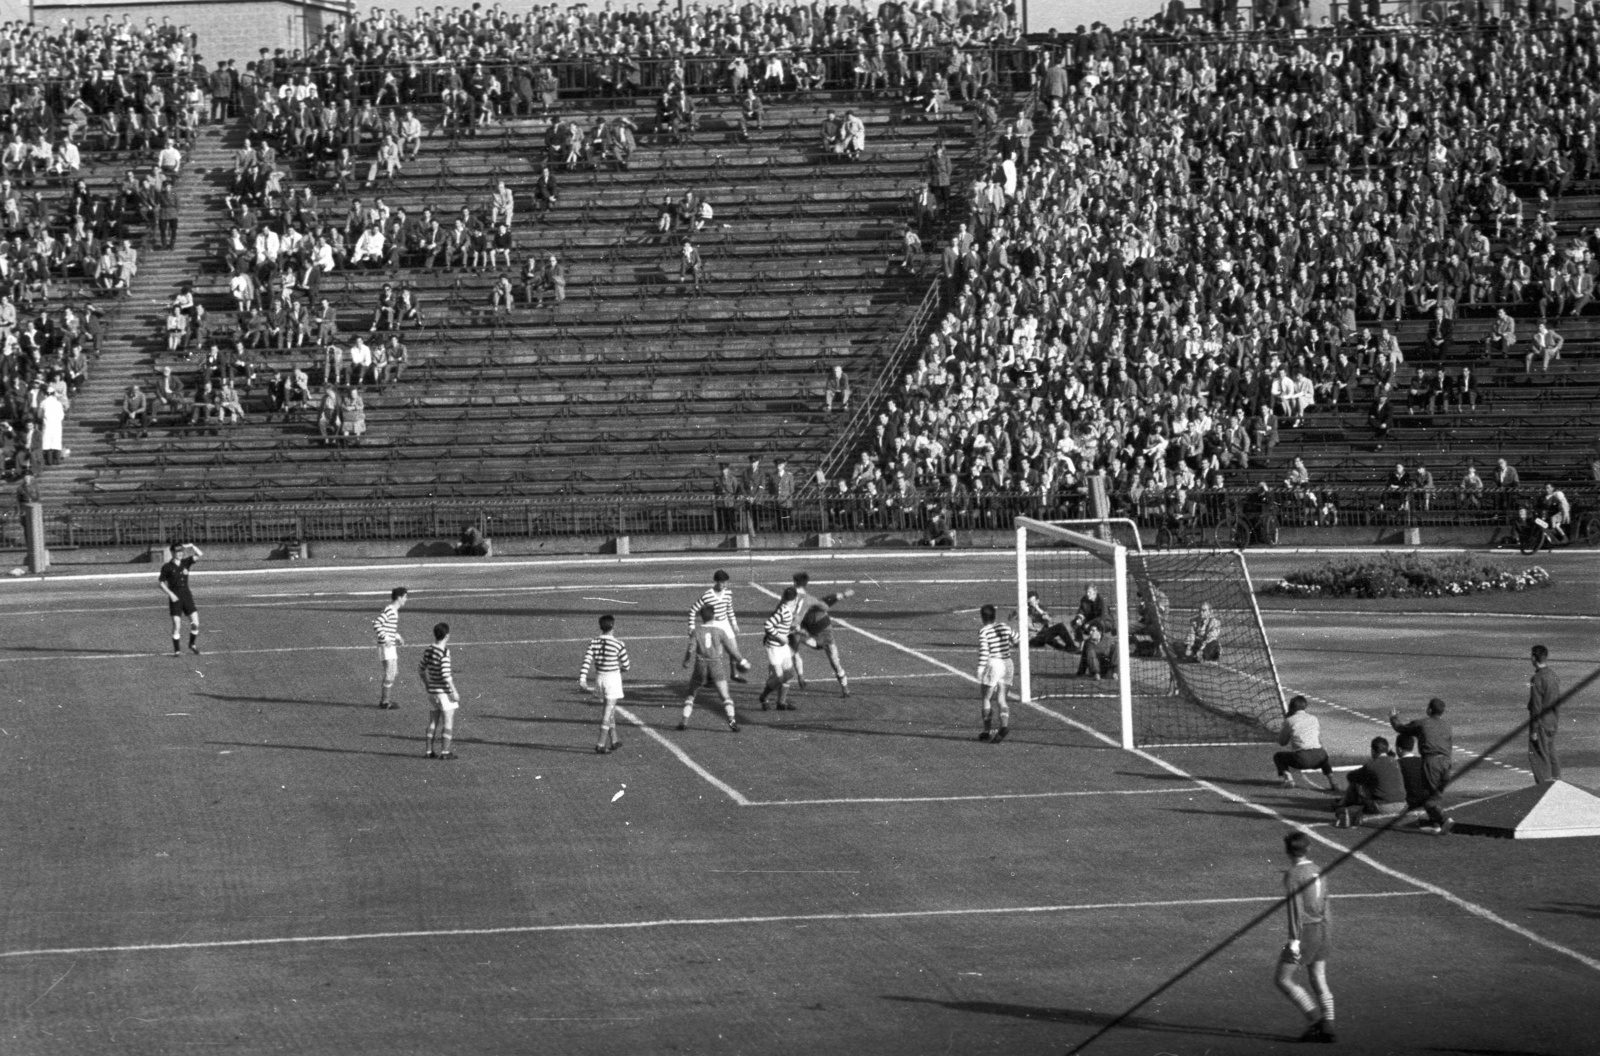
[2,550,1597,1056]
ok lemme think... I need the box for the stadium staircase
[56,98,979,509]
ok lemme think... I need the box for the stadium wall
[30,0,351,67]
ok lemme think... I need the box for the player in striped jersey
[758,586,799,711]
[1276,832,1336,1043]
[420,622,461,760]
[976,603,1020,743]
[689,570,745,681]
[373,586,409,709]
[579,614,631,754]
[791,572,853,697]
[680,603,750,733]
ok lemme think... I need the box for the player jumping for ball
[373,586,408,709]
[421,622,461,760]
[680,603,749,733]
[758,586,799,711]
[158,542,204,655]
[977,603,1020,742]
[791,572,853,697]
[579,614,631,754]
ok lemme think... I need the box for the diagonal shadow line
[206,740,419,760]
[193,692,371,711]
[1528,902,1600,921]
[0,645,149,656]
[881,996,1295,1044]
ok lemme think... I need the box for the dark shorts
[689,657,731,691]
[168,592,197,617]
[802,625,835,650]
[1282,922,1331,965]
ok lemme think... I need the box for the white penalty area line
[0,635,686,665]
[753,585,1600,978]
[0,892,1428,961]
[614,705,752,807]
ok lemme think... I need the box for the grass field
[1,549,1597,1056]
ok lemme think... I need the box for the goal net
[1015,517,1286,748]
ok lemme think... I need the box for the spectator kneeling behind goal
[1183,601,1221,662]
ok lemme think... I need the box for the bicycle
[1511,509,1600,554]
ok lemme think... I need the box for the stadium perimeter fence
[2,485,1594,551]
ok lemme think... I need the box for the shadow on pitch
[1117,769,1288,789]
[192,691,370,710]
[362,733,593,755]
[881,996,1294,1043]
[1529,901,1600,921]
[207,739,420,759]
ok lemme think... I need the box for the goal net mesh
[1020,521,1285,746]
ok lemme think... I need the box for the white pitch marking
[848,672,961,682]
[582,597,639,605]
[748,788,1200,807]
[0,892,1429,961]
[614,705,750,807]
[0,635,685,665]
[765,587,1600,978]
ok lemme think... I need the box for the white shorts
[430,690,458,712]
[980,658,1014,688]
[596,670,624,700]
[765,643,794,676]
[380,644,398,663]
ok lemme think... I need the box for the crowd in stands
[1,16,204,484]
[846,12,1600,530]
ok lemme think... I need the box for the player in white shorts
[759,586,799,711]
[373,586,408,709]
[976,603,1020,743]
[420,622,461,759]
[579,614,631,754]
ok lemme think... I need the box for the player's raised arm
[185,542,204,559]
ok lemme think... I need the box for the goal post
[1015,516,1287,748]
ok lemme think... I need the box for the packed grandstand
[3,2,1600,549]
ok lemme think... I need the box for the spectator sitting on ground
[1182,601,1221,662]
[1274,695,1338,792]
[1077,621,1116,680]
[1026,590,1074,652]
[1335,736,1408,826]
[1069,583,1105,644]
[457,524,492,557]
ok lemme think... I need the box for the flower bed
[1269,553,1551,599]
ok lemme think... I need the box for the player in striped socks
[689,570,745,681]
[579,614,631,754]
[680,603,750,733]
[758,586,799,711]
[420,622,460,760]
[373,587,408,709]
[1276,832,1336,1043]
[976,603,1020,743]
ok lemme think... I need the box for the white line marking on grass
[0,635,685,665]
[760,587,1600,977]
[748,788,1200,807]
[1277,609,1600,622]
[0,893,1429,960]
[614,705,750,806]
[849,672,962,681]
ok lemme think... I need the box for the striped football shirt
[374,603,401,645]
[419,643,455,693]
[580,634,631,680]
[763,602,795,646]
[977,622,1019,665]
[689,586,737,632]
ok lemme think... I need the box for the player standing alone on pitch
[690,569,745,681]
[374,586,408,709]
[758,586,799,711]
[680,603,750,733]
[1275,831,1336,1043]
[421,622,461,760]
[976,603,1019,742]
[791,572,853,697]
[158,542,205,655]
[579,614,631,754]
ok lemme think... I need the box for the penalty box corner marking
[742,584,1600,977]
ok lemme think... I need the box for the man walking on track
[374,587,408,709]
[421,622,460,760]
[158,542,204,655]
[580,614,631,754]
[1390,698,1455,834]
[1527,644,1562,784]
[1275,832,1336,1044]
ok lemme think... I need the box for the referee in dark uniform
[158,542,204,655]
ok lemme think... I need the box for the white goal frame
[1015,516,1135,750]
